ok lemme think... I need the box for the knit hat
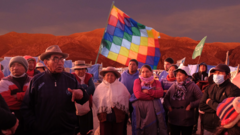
[9,56,29,72]
[199,62,207,72]
[164,57,174,64]
[216,97,240,128]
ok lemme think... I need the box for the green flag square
[123,32,132,42]
[132,27,140,36]
[113,36,123,46]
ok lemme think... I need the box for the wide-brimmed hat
[100,66,121,78]
[72,60,91,70]
[174,64,191,76]
[39,45,69,61]
[36,62,46,68]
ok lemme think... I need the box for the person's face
[141,67,152,78]
[168,66,177,78]
[128,61,138,73]
[176,71,188,83]
[199,65,206,73]
[164,62,172,71]
[75,68,86,77]
[44,54,65,73]
[28,60,35,71]
[104,72,116,83]
[213,71,230,80]
[10,62,26,76]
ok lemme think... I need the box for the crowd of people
[0,45,240,135]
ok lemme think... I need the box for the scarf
[167,75,176,81]
[172,79,191,101]
[139,75,155,87]
[27,70,34,77]
[93,79,130,114]
[10,73,26,78]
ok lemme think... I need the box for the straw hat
[100,66,121,78]
[39,45,69,61]
[72,60,91,70]
[36,62,46,68]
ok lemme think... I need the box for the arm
[199,85,216,113]
[0,95,16,130]
[190,84,203,109]
[75,82,89,105]
[147,81,164,98]
[164,84,173,109]
[87,78,95,95]
[16,91,26,101]
[133,79,153,100]
[192,73,198,83]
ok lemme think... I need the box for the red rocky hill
[0,28,240,69]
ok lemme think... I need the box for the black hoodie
[192,62,208,83]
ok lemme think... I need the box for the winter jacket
[164,81,203,126]
[119,70,139,95]
[199,79,240,132]
[21,70,89,135]
[192,62,208,83]
[0,74,30,110]
[0,94,16,132]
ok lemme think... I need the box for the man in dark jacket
[0,94,18,135]
[21,45,89,135]
[199,64,240,135]
[192,62,208,83]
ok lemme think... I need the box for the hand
[163,90,168,93]
[186,104,191,111]
[168,106,172,112]
[206,98,211,104]
[142,90,149,94]
[2,119,19,135]
[68,88,83,102]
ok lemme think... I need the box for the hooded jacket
[192,62,208,83]
[24,56,40,77]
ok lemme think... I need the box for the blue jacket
[119,70,139,95]
[21,70,89,135]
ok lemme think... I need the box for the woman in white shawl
[93,67,130,135]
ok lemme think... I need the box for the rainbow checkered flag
[100,5,161,69]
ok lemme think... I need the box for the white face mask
[213,74,225,85]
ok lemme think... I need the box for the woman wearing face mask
[164,65,203,135]
[199,64,240,135]
[130,65,167,135]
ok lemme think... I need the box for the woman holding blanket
[164,65,203,135]
[93,67,130,135]
[130,64,168,135]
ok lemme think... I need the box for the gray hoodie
[164,80,202,126]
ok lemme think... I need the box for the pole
[95,1,115,64]
[225,51,229,65]
[237,64,240,74]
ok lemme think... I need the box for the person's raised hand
[68,88,83,102]
[186,104,191,111]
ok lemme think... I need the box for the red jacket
[0,75,30,110]
[133,79,164,100]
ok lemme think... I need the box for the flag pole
[225,51,229,65]
[95,1,115,64]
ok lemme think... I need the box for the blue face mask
[213,74,225,85]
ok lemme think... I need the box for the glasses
[50,57,65,63]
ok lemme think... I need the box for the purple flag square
[107,24,116,36]
[124,18,131,27]
[116,20,125,31]
[146,56,155,65]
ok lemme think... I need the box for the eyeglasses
[50,57,65,63]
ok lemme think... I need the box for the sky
[0,0,240,43]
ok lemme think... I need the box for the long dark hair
[140,65,152,73]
